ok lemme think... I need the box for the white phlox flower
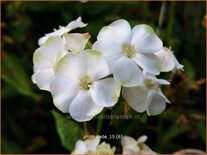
[72,136,116,154]
[32,18,184,124]
[93,19,163,87]
[122,72,170,115]
[155,47,184,72]
[38,17,87,46]
[32,36,67,91]
[121,135,156,154]
[32,33,88,91]
[50,50,121,121]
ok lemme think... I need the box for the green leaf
[2,137,23,153]
[11,16,32,42]
[160,123,190,144]
[182,59,196,86]
[192,121,206,143]
[1,85,19,98]
[109,101,126,127]
[51,110,83,152]
[2,53,39,99]
[196,122,206,143]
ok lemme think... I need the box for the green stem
[167,2,176,46]
[76,3,82,17]
[83,122,88,137]
[156,1,167,35]
[155,116,164,152]
[142,2,149,18]
[96,110,105,135]
[124,119,138,135]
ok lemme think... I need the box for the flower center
[79,76,93,90]
[144,79,159,89]
[122,44,136,58]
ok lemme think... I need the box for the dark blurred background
[1,1,206,154]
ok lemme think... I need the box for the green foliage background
[1,1,206,154]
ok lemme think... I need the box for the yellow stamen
[122,44,136,58]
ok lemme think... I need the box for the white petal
[50,77,78,113]
[33,36,67,72]
[72,140,88,154]
[32,69,54,91]
[121,136,137,147]
[112,57,143,87]
[55,51,110,88]
[96,142,116,154]
[146,91,167,115]
[131,24,163,53]
[173,54,184,71]
[38,17,86,46]
[69,91,103,122]
[143,72,170,85]
[140,144,157,154]
[90,78,121,107]
[33,46,53,71]
[122,86,150,113]
[137,135,148,144]
[38,28,69,46]
[55,53,86,82]
[155,49,175,72]
[143,71,156,78]
[85,136,100,152]
[63,33,85,54]
[38,36,49,46]
[66,16,87,30]
[92,40,122,71]
[97,19,131,45]
[134,53,161,75]
[144,74,170,86]
[157,89,171,103]
[83,50,110,80]
[121,136,139,154]
[123,149,137,154]
[155,79,170,85]
[47,27,69,37]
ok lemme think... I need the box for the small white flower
[122,72,170,115]
[32,36,67,91]
[32,33,87,91]
[72,136,100,154]
[155,47,184,72]
[38,17,87,46]
[121,135,156,154]
[72,136,116,154]
[50,51,121,121]
[93,19,163,87]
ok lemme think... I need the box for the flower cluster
[32,17,184,122]
[72,135,156,154]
